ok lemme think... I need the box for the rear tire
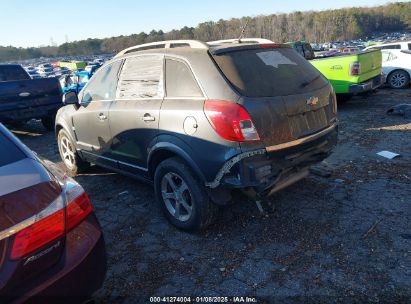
[154,157,217,231]
[57,129,89,176]
[387,70,410,89]
[41,115,55,131]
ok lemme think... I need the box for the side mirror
[62,90,79,105]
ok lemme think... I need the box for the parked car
[59,70,92,94]
[287,41,315,59]
[55,39,338,231]
[364,40,411,51]
[59,61,87,71]
[310,49,382,100]
[381,49,411,89]
[281,41,383,102]
[37,66,55,78]
[26,69,42,79]
[0,123,106,302]
[0,64,63,130]
[338,46,360,54]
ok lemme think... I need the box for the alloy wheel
[390,72,407,88]
[60,135,76,169]
[161,172,193,222]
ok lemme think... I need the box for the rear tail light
[10,205,65,260]
[66,190,93,231]
[204,100,260,142]
[350,62,361,76]
[10,178,92,260]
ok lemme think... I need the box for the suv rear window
[0,65,30,82]
[213,47,328,97]
[0,131,26,167]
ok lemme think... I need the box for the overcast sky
[0,0,407,47]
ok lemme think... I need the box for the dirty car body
[55,40,337,230]
[0,123,106,302]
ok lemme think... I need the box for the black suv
[55,39,338,231]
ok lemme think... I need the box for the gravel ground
[11,88,411,303]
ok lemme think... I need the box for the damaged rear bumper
[206,123,338,198]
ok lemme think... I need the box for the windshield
[213,47,328,97]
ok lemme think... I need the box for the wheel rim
[59,135,76,169]
[161,172,193,222]
[390,72,407,88]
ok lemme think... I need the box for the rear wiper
[301,75,321,88]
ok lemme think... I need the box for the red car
[0,123,106,303]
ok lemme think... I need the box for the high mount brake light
[10,178,93,260]
[204,100,260,142]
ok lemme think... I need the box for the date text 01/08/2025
[149,296,258,303]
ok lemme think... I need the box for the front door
[108,54,164,173]
[72,60,122,165]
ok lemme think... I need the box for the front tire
[57,129,89,176]
[387,70,410,89]
[154,157,217,231]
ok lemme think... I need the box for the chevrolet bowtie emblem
[306,96,319,106]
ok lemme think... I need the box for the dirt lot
[11,88,411,303]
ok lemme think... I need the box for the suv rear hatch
[211,44,337,148]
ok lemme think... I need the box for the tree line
[1,2,410,62]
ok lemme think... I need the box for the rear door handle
[19,92,31,97]
[142,113,155,122]
[98,113,107,121]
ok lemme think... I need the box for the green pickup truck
[289,42,383,101]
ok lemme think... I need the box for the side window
[381,44,400,50]
[408,43,411,50]
[82,61,122,103]
[165,59,203,97]
[117,55,163,99]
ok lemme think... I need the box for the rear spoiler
[210,43,291,55]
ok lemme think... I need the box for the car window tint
[170,43,190,48]
[0,131,26,167]
[118,55,163,99]
[0,65,30,82]
[381,44,400,50]
[82,60,122,103]
[166,59,202,97]
[213,47,328,97]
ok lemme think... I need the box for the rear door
[108,54,164,172]
[73,60,122,164]
[212,46,336,147]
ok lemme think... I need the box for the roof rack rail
[207,38,273,46]
[114,40,209,58]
